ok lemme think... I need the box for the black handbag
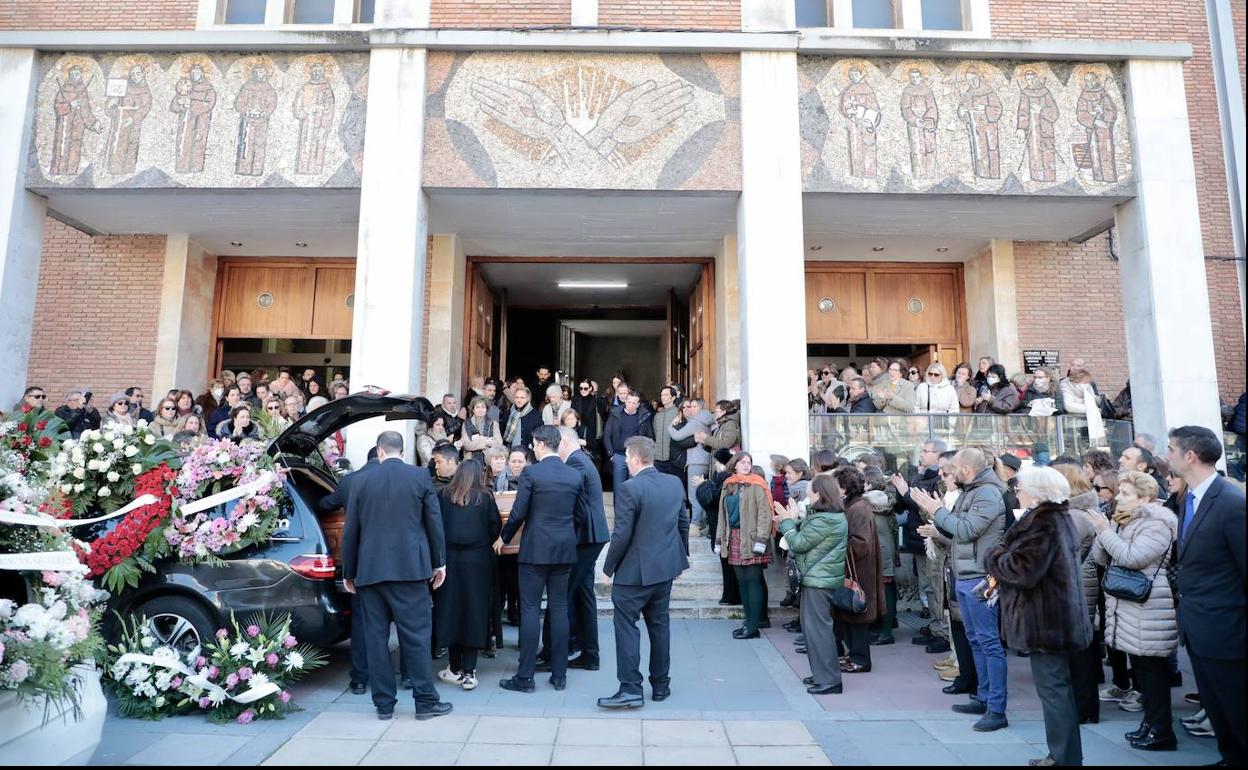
[830,544,868,614]
[1101,536,1171,603]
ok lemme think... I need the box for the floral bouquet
[48,421,177,516]
[166,440,287,561]
[105,612,325,724]
[1,406,66,466]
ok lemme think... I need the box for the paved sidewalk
[64,618,1221,766]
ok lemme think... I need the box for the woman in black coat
[433,459,501,691]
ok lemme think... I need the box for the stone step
[593,600,799,619]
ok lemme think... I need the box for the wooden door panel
[311,268,356,337]
[806,271,867,343]
[867,272,958,342]
[938,345,964,371]
[219,266,315,337]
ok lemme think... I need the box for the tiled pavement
[60,616,1221,766]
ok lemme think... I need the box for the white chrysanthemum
[144,434,155,445]
[152,646,179,663]
[208,688,226,705]
[141,635,155,649]
[73,483,85,493]
[125,445,139,457]
[112,438,124,450]
[92,443,105,454]
[131,463,143,475]
[0,598,15,619]
[284,652,304,670]
[106,471,120,483]
[236,512,259,533]
[60,484,73,494]
[229,641,250,657]
[155,671,173,690]
[98,486,111,498]
[248,672,270,689]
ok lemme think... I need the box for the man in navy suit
[598,436,690,709]
[498,425,583,692]
[1167,426,1245,763]
[342,431,452,721]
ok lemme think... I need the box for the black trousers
[518,563,572,679]
[542,542,605,662]
[1107,646,1133,691]
[719,557,741,604]
[836,622,872,668]
[951,619,979,691]
[358,581,438,712]
[1030,652,1083,766]
[1128,654,1173,737]
[1188,653,1247,764]
[349,593,407,686]
[449,645,478,674]
[1067,641,1101,722]
[612,580,674,695]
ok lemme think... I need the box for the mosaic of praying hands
[470,76,695,168]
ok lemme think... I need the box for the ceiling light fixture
[809,245,823,251]
[295,241,308,248]
[936,247,949,253]
[872,246,885,252]
[230,241,243,247]
[557,281,629,290]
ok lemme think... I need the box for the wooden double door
[668,263,715,402]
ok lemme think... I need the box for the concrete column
[963,239,1021,372]
[152,235,218,397]
[348,47,430,465]
[0,49,47,410]
[424,234,466,400]
[737,51,809,459]
[831,0,854,29]
[714,235,741,400]
[1115,59,1224,446]
[571,0,598,26]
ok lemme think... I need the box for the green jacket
[778,511,848,590]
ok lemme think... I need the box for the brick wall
[993,0,1246,401]
[598,1,741,29]
[0,0,197,30]
[429,0,571,28]
[27,218,166,404]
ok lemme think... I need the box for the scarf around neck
[504,403,533,442]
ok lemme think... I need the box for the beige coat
[1091,502,1178,657]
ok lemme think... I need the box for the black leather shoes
[597,690,644,709]
[349,682,367,695]
[651,687,671,701]
[925,639,952,654]
[413,702,453,721]
[807,684,843,695]
[400,677,414,690]
[568,655,600,671]
[802,676,815,686]
[376,709,393,720]
[734,629,761,640]
[942,682,972,695]
[1125,721,1152,741]
[1130,730,1177,751]
[499,676,536,693]
[549,677,567,691]
[759,619,771,629]
[952,701,988,715]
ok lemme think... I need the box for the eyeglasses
[29,394,46,400]
[579,386,591,391]
[267,405,281,411]
[161,405,176,411]
[909,369,919,375]
[1093,485,1109,492]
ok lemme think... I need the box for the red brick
[0,0,197,30]
[598,1,740,30]
[429,1,571,28]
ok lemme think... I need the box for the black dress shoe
[942,682,972,695]
[1130,730,1177,751]
[759,619,771,629]
[413,702,454,721]
[349,682,367,695]
[499,676,536,693]
[794,647,807,654]
[783,620,802,633]
[925,639,951,654]
[734,629,761,640]
[568,655,600,671]
[802,676,815,686]
[870,636,895,646]
[794,635,805,645]
[780,593,798,608]
[400,677,414,690]
[433,647,447,660]
[651,687,671,701]
[912,628,935,644]
[597,690,644,709]
[376,709,394,720]
[1125,721,1151,742]
[718,598,739,606]
[807,683,843,695]
[549,677,567,691]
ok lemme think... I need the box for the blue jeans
[956,577,1008,714]
[611,453,630,488]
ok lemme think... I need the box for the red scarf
[725,473,773,505]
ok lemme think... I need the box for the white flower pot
[0,663,106,764]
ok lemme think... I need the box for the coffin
[495,491,521,555]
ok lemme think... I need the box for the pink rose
[225,672,239,689]
[283,635,297,648]
[238,667,253,681]
[266,653,279,667]
[246,625,260,638]
[195,656,206,668]
[171,676,183,688]
[197,697,211,709]
[279,690,291,704]
[207,665,219,679]
[236,709,255,724]
[41,571,65,587]
[215,628,228,639]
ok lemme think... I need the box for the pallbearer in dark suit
[599,436,690,709]
[1167,426,1246,763]
[342,431,452,721]
[497,425,582,692]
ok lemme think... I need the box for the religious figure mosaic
[424,52,742,190]
[800,58,1133,195]
[28,52,369,189]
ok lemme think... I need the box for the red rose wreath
[72,463,177,590]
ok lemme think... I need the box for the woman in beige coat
[1090,471,1178,751]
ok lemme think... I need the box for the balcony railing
[810,413,1135,473]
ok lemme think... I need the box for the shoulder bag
[1101,534,1171,603]
[830,541,868,614]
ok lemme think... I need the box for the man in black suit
[1167,425,1246,763]
[536,426,610,671]
[598,436,690,708]
[497,425,582,692]
[341,431,452,721]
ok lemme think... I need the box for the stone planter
[0,663,106,764]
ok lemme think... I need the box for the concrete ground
[64,613,1220,766]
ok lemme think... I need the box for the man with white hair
[1133,432,1157,454]
[542,383,570,426]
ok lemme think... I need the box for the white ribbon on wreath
[115,652,281,705]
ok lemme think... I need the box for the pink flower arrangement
[266,653,279,667]
[246,624,260,637]
[236,709,256,724]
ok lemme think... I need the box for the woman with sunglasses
[571,380,603,460]
[151,398,182,438]
[102,392,135,427]
[914,362,960,413]
[907,366,922,384]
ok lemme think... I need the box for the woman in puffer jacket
[974,363,1021,414]
[1090,471,1178,752]
[914,362,960,414]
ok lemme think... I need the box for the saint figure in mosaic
[1075,72,1118,183]
[957,68,1002,179]
[1016,69,1059,183]
[234,65,278,176]
[901,69,939,178]
[49,65,101,176]
[104,65,152,175]
[293,63,335,175]
[839,67,880,179]
[171,64,217,173]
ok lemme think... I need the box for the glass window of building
[357,0,376,23]
[795,0,830,27]
[853,0,897,28]
[292,0,336,23]
[223,0,266,24]
[921,0,964,30]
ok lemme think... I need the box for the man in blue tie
[1167,426,1246,766]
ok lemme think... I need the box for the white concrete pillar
[831,0,854,29]
[348,47,430,465]
[899,0,923,31]
[737,51,809,459]
[152,235,218,397]
[963,239,1021,372]
[264,0,288,25]
[571,0,598,26]
[375,0,430,26]
[424,234,466,400]
[1115,59,1224,446]
[0,49,47,410]
[714,235,741,400]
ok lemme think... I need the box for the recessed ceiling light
[557,281,629,290]
[936,247,949,252]
[809,245,822,251]
[295,241,308,248]
[872,246,885,252]
[230,241,243,247]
